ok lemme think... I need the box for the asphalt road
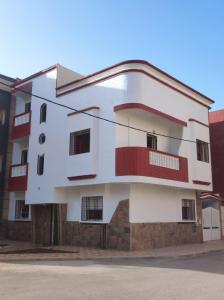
[0,251,224,300]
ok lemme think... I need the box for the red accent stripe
[67,106,99,117]
[12,82,33,94]
[114,103,187,127]
[67,174,96,180]
[56,60,214,104]
[192,180,211,185]
[116,147,188,182]
[12,65,58,87]
[11,111,31,140]
[188,118,209,128]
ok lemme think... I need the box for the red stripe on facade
[192,180,211,186]
[188,118,209,128]
[114,103,187,127]
[67,106,99,117]
[56,60,214,105]
[67,174,96,180]
[8,163,28,191]
[11,111,31,140]
[116,147,188,182]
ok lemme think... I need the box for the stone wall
[131,195,203,250]
[6,221,32,241]
[63,222,106,248]
[106,199,130,250]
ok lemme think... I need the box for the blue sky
[0,0,223,110]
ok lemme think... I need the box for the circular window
[39,133,46,144]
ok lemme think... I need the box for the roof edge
[56,59,215,104]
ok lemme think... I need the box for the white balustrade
[11,164,27,177]
[14,113,30,126]
[149,151,180,170]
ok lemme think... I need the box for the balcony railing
[8,163,28,191]
[116,147,188,182]
[11,111,31,140]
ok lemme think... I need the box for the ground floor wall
[1,183,203,250]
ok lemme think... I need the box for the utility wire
[0,80,203,144]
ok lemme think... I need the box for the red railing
[11,111,31,140]
[116,147,188,182]
[8,163,28,191]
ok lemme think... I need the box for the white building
[7,60,213,249]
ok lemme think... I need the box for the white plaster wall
[12,140,28,165]
[20,68,212,205]
[15,94,31,115]
[66,183,129,223]
[129,183,197,223]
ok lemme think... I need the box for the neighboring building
[0,74,15,235]
[201,110,224,242]
[6,60,213,250]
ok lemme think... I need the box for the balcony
[8,163,28,191]
[11,111,31,140]
[116,147,188,182]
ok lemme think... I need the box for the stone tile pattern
[106,199,130,250]
[63,200,130,250]
[131,195,203,250]
[7,221,32,241]
[63,222,106,248]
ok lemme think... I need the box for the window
[0,155,3,173]
[39,133,46,144]
[37,154,44,175]
[21,150,28,164]
[15,200,29,220]
[81,196,103,221]
[70,129,90,155]
[182,199,195,221]
[25,102,31,113]
[40,103,47,123]
[147,134,157,150]
[0,109,6,125]
[196,139,209,162]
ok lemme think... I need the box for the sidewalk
[0,239,223,261]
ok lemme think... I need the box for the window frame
[147,133,157,150]
[181,199,196,221]
[21,149,28,164]
[81,196,103,222]
[196,139,209,163]
[69,129,90,156]
[15,199,30,220]
[40,103,47,124]
[37,154,44,175]
[25,102,31,113]
[0,109,6,126]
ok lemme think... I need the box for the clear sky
[0,0,223,110]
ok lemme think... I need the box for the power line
[1,80,203,144]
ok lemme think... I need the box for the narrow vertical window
[196,139,209,162]
[147,134,157,150]
[40,103,47,123]
[21,150,28,164]
[25,102,31,113]
[182,199,196,221]
[0,109,6,125]
[37,154,44,175]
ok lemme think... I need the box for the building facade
[5,60,213,250]
[0,75,15,236]
[200,110,224,242]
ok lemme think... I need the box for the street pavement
[0,251,224,299]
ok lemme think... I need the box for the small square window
[182,199,195,221]
[15,200,29,220]
[196,140,209,162]
[147,134,157,150]
[70,129,90,155]
[81,196,103,221]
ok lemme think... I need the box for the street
[0,251,224,299]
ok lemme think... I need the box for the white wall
[129,183,197,223]
[66,183,129,223]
